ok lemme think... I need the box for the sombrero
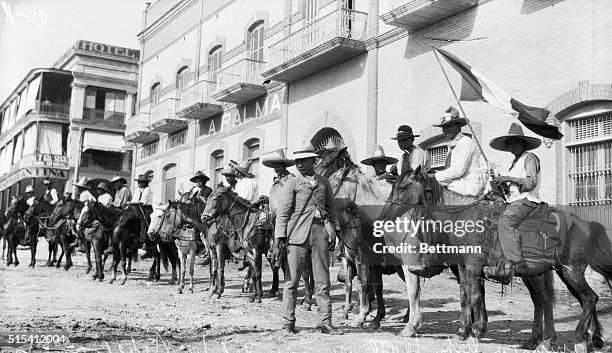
[262,149,294,168]
[135,174,151,183]
[220,167,236,176]
[190,171,210,183]
[361,145,398,166]
[489,123,541,152]
[96,182,111,194]
[316,138,347,155]
[24,185,35,193]
[74,176,89,189]
[433,106,467,128]
[390,125,420,140]
[110,175,127,185]
[293,141,319,160]
[229,160,255,178]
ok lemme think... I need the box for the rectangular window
[568,128,612,205]
[211,151,225,186]
[249,24,265,62]
[243,139,260,180]
[140,141,159,159]
[167,129,187,149]
[427,145,449,169]
[209,50,222,83]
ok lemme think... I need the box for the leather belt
[312,217,324,224]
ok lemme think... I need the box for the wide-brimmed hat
[391,125,420,140]
[25,185,35,193]
[43,177,53,185]
[220,167,236,177]
[229,160,255,178]
[262,149,294,168]
[361,145,398,166]
[135,174,151,183]
[74,176,89,189]
[293,141,319,160]
[433,106,467,128]
[110,175,127,185]
[96,182,111,193]
[489,123,542,152]
[316,138,346,154]
[190,171,210,183]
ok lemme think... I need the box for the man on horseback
[485,123,542,277]
[362,145,397,186]
[230,160,259,203]
[273,141,343,335]
[128,174,155,259]
[96,182,114,207]
[110,176,131,209]
[219,167,237,189]
[427,107,486,201]
[42,178,59,205]
[390,125,429,177]
[24,185,36,206]
[188,171,212,203]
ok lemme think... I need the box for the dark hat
[433,106,467,128]
[361,145,398,166]
[229,160,255,178]
[43,178,53,185]
[262,149,295,168]
[110,175,127,185]
[135,174,151,183]
[96,182,111,193]
[391,125,420,140]
[190,171,210,183]
[489,123,542,152]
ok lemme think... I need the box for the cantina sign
[76,40,140,60]
[202,89,284,135]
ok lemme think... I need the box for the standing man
[273,141,342,335]
[188,171,212,203]
[128,174,154,258]
[110,175,131,209]
[390,125,430,177]
[484,123,542,278]
[230,160,259,203]
[427,107,486,200]
[42,178,59,205]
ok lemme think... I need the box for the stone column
[125,92,136,118]
[69,83,86,121]
[365,0,380,156]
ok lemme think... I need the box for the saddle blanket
[516,205,567,264]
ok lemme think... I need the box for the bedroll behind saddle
[517,204,567,264]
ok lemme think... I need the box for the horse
[5,196,30,267]
[0,211,7,260]
[47,198,87,272]
[148,201,207,293]
[77,200,139,284]
[387,167,612,350]
[24,196,62,268]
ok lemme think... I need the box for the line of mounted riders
[1,107,612,350]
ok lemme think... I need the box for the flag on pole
[433,47,563,140]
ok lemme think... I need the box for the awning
[83,131,125,152]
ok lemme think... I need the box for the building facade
[0,40,139,207]
[128,0,612,228]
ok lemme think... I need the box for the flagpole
[431,47,492,171]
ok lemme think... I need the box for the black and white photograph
[0,0,611,352]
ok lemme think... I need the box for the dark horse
[24,196,62,268]
[5,196,30,267]
[386,167,612,350]
[48,198,86,272]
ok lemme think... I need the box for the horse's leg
[215,244,225,298]
[398,267,421,337]
[51,238,58,265]
[352,261,370,327]
[170,242,178,285]
[63,229,73,271]
[367,266,386,329]
[343,258,353,320]
[55,240,65,269]
[45,238,53,267]
[84,237,92,274]
[5,235,13,265]
[555,265,601,350]
[119,240,128,285]
[269,255,279,298]
[29,235,37,268]
[94,236,105,282]
[254,248,263,303]
[453,265,472,341]
[178,249,186,294]
[521,275,546,349]
[109,237,119,284]
[188,246,196,293]
[207,242,218,295]
[465,266,487,340]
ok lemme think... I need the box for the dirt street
[0,242,611,353]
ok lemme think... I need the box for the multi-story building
[0,40,139,207]
[128,0,612,229]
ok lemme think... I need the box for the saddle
[515,204,567,264]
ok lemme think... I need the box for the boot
[483,259,528,285]
[316,324,343,335]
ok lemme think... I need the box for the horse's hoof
[350,318,365,328]
[212,293,221,300]
[119,280,126,285]
[13,261,19,266]
[109,279,115,284]
[255,297,262,303]
[45,262,52,267]
[189,288,194,294]
[400,327,417,337]
[85,268,91,274]
[268,291,276,298]
[97,278,103,283]
[521,340,538,350]
[248,295,255,303]
[367,321,381,330]
[178,289,183,294]
[55,263,61,269]
[452,333,467,342]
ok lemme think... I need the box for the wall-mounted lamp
[543,138,554,148]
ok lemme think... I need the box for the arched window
[144,170,154,181]
[150,82,161,105]
[163,163,177,201]
[243,138,260,179]
[175,66,189,99]
[208,47,222,83]
[210,149,225,186]
[247,22,265,62]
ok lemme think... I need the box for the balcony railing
[216,58,266,94]
[149,98,177,123]
[267,8,368,69]
[140,141,159,159]
[81,155,124,171]
[381,0,478,30]
[83,108,126,124]
[35,101,70,118]
[167,129,187,149]
[179,80,217,111]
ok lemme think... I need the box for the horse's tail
[586,222,612,280]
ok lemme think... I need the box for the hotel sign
[202,88,284,136]
[76,40,140,60]
[0,168,67,191]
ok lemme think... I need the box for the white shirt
[131,186,153,205]
[435,133,486,196]
[235,177,259,203]
[79,190,95,203]
[98,193,114,207]
[44,188,59,205]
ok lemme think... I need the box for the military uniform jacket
[274,173,338,245]
[269,173,295,214]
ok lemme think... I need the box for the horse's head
[148,204,175,241]
[23,196,45,224]
[201,186,243,222]
[6,196,27,218]
[50,198,83,224]
[315,147,355,178]
[76,199,98,230]
[386,166,443,208]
